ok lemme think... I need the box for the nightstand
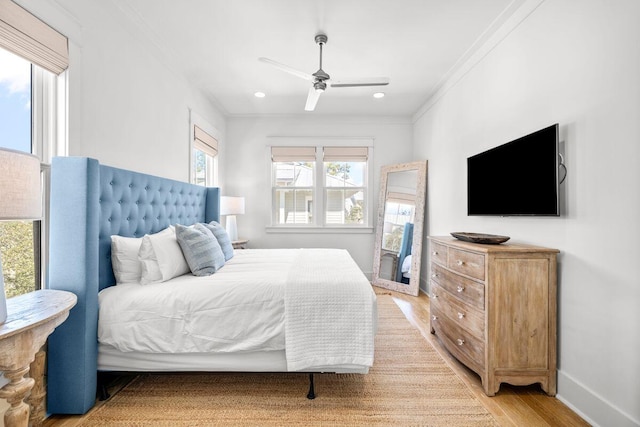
[0,289,76,426]
[232,239,249,249]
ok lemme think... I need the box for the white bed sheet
[99,248,377,373]
[99,249,299,354]
[97,344,369,374]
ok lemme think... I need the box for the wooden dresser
[428,236,559,396]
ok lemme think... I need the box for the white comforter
[98,248,377,371]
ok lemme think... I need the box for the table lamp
[0,148,42,324]
[220,196,245,241]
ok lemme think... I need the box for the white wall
[225,115,413,275]
[21,0,227,182]
[412,1,640,426]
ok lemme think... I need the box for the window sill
[265,226,374,234]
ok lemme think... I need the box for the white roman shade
[323,146,369,162]
[194,125,218,157]
[0,0,69,75]
[271,146,316,162]
[387,191,416,204]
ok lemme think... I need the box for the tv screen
[467,124,560,216]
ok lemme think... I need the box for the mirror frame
[372,161,427,296]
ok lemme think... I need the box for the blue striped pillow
[202,221,234,261]
[175,224,225,276]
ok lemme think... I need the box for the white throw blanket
[284,249,377,371]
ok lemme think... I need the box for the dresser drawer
[431,306,484,372]
[448,247,485,280]
[430,264,484,311]
[430,241,448,267]
[431,282,484,338]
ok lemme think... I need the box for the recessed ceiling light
[373,92,385,99]
[254,91,266,98]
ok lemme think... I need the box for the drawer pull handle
[456,260,464,266]
[432,293,438,299]
[431,273,438,278]
[432,251,438,255]
[457,338,465,346]
[431,315,437,321]
[457,312,465,319]
[457,285,465,293]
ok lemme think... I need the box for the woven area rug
[79,296,498,426]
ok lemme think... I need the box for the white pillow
[139,226,190,284]
[111,235,143,284]
[138,233,164,285]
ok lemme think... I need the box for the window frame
[189,111,220,187]
[266,137,374,234]
[0,50,68,295]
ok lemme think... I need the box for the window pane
[194,149,206,186]
[0,48,37,296]
[326,189,365,225]
[274,162,314,187]
[325,161,365,187]
[274,189,313,224]
[0,47,31,152]
[0,221,36,297]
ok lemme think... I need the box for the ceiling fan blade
[305,87,321,111]
[329,77,390,88]
[258,57,314,81]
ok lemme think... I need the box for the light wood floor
[388,289,590,427]
[44,289,589,427]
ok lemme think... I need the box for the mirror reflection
[373,161,427,296]
[379,170,417,283]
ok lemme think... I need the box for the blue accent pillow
[202,221,234,261]
[175,224,225,276]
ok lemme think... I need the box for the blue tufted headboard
[46,157,220,414]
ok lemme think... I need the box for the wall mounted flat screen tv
[467,123,560,216]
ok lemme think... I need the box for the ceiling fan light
[314,81,326,92]
[373,92,385,98]
[254,91,266,98]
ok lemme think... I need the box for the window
[0,48,36,298]
[272,147,316,225]
[323,147,368,226]
[0,2,69,297]
[270,143,371,229]
[191,124,218,187]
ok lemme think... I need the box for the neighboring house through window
[0,2,69,297]
[270,139,372,229]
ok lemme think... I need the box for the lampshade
[0,148,42,220]
[0,148,42,324]
[220,196,245,216]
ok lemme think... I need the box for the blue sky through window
[0,47,31,153]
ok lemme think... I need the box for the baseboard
[557,370,640,427]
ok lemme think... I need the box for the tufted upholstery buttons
[97,164,213,290]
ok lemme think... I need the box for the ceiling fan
[259,33,389,111]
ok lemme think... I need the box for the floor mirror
[372,161,427,296]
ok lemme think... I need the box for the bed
[46,157,377,415]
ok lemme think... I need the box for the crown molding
[412,0,545,123]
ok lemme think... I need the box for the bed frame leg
[96,373,111,401]
[307,373,316,400]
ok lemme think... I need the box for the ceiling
[108,0,524,117]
